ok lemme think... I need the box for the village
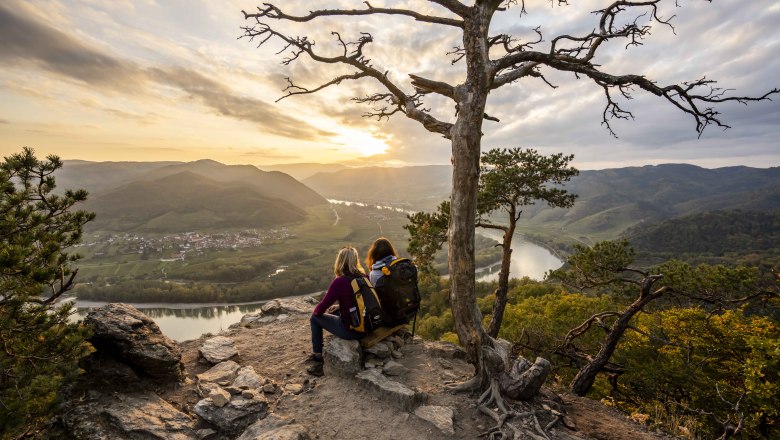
[76,228,292,261]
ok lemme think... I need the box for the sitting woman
[307,246,366,372]
[366,237,398,286]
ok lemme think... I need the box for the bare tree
[241,0,776,427]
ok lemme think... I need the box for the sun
[332,130,389,157]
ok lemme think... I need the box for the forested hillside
[624,209,780,268]
[83,171,307,232]
[138,159,326,208]
[522,164,780,243]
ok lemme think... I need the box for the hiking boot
[305,353,323,363]
[306,363,323,377]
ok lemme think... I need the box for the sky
[0,0,778,170]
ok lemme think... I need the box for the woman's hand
[326,305,340,314]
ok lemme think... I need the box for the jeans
[310,313,363,354]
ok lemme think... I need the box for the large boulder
[62,391,197,439]
[84,303,184,383]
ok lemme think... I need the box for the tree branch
[242,2,464,28]
[409,74,457,101]
[488,1,779,135]
[241,23,454,138]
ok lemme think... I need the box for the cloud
[0,118,8,124]
[0,4,145,91]
[147,67,335,140]
[0,3,332,142]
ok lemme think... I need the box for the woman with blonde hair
[307,246,366,374]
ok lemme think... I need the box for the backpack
[374,258,421,326]
[347,276,384,333]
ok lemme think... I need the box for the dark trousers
[310,313,363,354]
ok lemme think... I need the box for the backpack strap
[387,257,409,268]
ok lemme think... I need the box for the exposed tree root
[473,377,564,440]
[449,374,482,393]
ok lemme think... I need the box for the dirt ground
[162,301,674,440]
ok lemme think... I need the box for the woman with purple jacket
[306,246,366,375]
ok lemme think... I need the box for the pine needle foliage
[0,148,94,438]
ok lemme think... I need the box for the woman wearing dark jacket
[366,237,398,286]
[307,246,366,373]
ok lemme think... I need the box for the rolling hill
[60,159,327,208]
[83,171,307,232]
[57,159,329,232]
[135,159,327,208]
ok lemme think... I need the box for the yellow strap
[388,257,408,267]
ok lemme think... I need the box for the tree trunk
[448,5,493,380]
[486,220,515,338]
[570,293,656,396]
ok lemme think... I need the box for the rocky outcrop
[60,299,585,440]
[84,303,184,383]
[199,335,239,364]
[62,391,197,439]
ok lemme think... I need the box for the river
[475,229,563,282]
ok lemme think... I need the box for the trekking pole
[411,310,418,341]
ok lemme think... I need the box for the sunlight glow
[332,130,389,157]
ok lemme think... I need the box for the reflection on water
[475,231,563,282]
[71,301,268,342]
